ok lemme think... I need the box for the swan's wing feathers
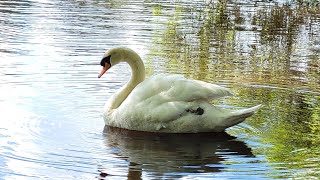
[172,78,233,101]
[126,74,232,107]
[158,74,233,102]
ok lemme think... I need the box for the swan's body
[98,47,261,133]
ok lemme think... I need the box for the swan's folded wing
[130,74,233,104]
[119,74,234,126]
[158,74,232,102]
[171,78,233,102]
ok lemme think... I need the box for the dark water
[0,0,319,179]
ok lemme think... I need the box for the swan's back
[123,74,233,106]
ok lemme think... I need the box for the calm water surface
[0,0,319,179]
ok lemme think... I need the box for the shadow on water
[100,126,253,179]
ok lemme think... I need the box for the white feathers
[101,48,261,133]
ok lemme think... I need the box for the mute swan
[98,47,261,133]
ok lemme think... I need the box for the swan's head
[98,48,124,78]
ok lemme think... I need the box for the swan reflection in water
[99,126,254,179]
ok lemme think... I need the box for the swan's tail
[220,104,262,131]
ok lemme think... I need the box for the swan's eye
[100,55,111,67]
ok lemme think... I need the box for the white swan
[98,47,261,133]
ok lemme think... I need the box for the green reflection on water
[146,1,320,179]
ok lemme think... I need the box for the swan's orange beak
[98,63,111,78]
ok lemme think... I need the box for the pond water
[0,0,319,179]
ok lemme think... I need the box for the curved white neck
[107,50,145,110]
